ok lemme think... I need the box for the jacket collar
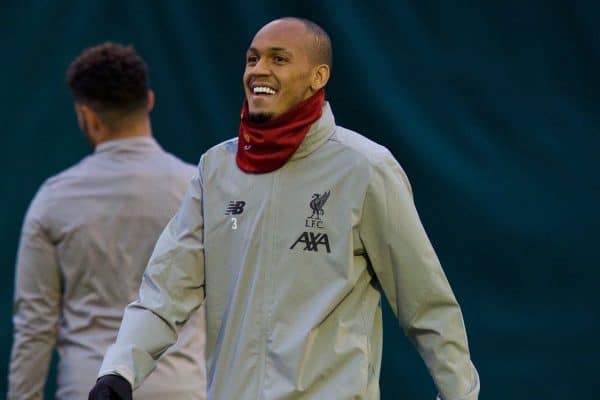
[290,102,336,161]
[94,136,161,154]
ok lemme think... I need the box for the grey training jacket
[100,104,480,399]
[9,137,206,400]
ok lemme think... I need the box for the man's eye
[273,56,286,64]
[247,56,258,64]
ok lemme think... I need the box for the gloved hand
[88,374,132,400]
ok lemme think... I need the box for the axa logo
[306,190,330,229]
[225,200,246,215]
[290,232,331,253]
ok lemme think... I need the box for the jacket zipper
[256,171,280,398]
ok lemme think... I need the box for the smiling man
[90,18,480,400]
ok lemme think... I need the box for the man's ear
[75,103,104,133]
[74,103,85,130]
[311,64,330,91]
[146,90,155,112]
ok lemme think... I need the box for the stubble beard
[247,113,273,123]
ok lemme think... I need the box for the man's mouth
[251,85,277,96]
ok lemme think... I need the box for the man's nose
[249,58,270,75]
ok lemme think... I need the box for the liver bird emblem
[309,190,330,220]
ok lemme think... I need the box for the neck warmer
[236,89,325,173]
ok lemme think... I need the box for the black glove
[88,374,132,400]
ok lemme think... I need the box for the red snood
[236,90,325,173]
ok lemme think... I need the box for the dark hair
[281,17,332,69]
[67,42,149,114]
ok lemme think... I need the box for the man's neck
[95,117,153,145]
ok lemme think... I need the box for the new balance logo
[225,200,246,215]
[290,232,331,253]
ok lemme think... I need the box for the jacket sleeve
[98,168,206,389]
[8,191,61,400]
[359,152,480,400]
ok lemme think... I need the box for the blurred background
[1,1,598,399]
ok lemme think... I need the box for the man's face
[243,20,316,120]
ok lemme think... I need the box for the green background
[1,1,598,399]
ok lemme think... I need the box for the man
[9,43,206,400]
[91,18,480,400]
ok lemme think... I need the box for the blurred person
[8,43,206,400]
[90,18,479,400]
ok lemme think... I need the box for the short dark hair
[281,17,332,69]
[67,42,149,114]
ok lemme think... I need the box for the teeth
[253,86,276,95]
